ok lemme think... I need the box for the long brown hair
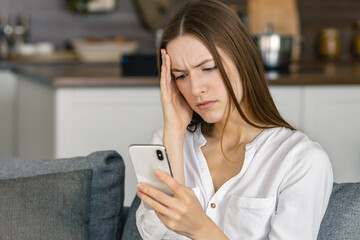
[158,0,294,133]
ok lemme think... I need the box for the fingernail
[137,183,144,190]
[136,191,143,197]
[155,169,163,176]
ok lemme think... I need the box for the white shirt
[136,126,333,240]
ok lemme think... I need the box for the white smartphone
[129,144,173,210]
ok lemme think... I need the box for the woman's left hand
[137,170,213,239]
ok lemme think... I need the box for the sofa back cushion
[0,150,125,240]
[0,169,92,240]
[317,182,360,240]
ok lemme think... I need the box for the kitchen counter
[1,60,360,87]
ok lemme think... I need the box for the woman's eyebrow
[171,58,214,72]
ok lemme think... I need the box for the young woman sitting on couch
[135,0,333,239]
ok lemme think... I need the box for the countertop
[1,60,360,88]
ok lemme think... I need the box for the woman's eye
[174,74,187,80]
[203,66,217,72]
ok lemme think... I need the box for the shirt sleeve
[135,128,191,240]
[269,141,333,240]
[136,202,190,240]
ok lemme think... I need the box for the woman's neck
[202,105,266,149]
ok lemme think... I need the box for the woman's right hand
[160,49,193,134]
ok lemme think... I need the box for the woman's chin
[199,114,224,124]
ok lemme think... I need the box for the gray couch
[0,150,359,240]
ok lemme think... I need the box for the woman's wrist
[162,129,186,185]
[193,217,229,240]
[163,127,186,146]
[163,123,187,136]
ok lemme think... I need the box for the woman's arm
[160,49,192,185]
[163,130,186,185]
[269,143,333,239]
[136,48,194,239]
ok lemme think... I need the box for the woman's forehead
[167,35,213,66]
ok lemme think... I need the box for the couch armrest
[119,206,130,236]
[121,196,142,240]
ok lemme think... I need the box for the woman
[136,0,333,239]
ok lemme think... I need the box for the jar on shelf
[351,20,360,59]
[317,28,341,61]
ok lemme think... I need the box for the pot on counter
[254,25,301,69]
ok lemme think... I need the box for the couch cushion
[0,150,125,240]
[317,182,360,240]
[0,169,92,240]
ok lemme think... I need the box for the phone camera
[156,150,164,160]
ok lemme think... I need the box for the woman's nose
[190,73,208,96]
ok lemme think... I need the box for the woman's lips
[196,101,216,110]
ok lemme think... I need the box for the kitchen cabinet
[55,85,360,205]
[271,85,360,183]
[0,70,17,156]
[3,67,360,205]
[16,74,54,159]
[303,86,360,183]
[56,86,303,206]
[269,86,302,129]
[57,86,304,206]
[55,87,164,206]
[0,71,54,159]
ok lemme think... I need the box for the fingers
[155,169,183,195]
[137,170,188,211]
[164,51,172,83]
[137,183,182,215]
[137,187,171,215]
[160,49,176,105]
[160,49,172,83]
[160,49,167,86]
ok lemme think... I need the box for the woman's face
[166,35,243,124]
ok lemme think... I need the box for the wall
[224,0,360,62]
[297,0,360,62]
[0,0,359,60]
[0,0,156,52]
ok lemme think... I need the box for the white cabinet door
[16,74,54,159]
[269,86,302,130]
[56,87,163,206]
[0,72,54,159]
[0,70,17,156]
[303,86,360,183]
[54,84,360,204]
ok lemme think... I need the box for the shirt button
[211,203,216,208]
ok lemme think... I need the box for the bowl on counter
[71,37,138,63]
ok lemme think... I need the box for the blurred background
[0,0,359,206]
[0,0,359,61]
